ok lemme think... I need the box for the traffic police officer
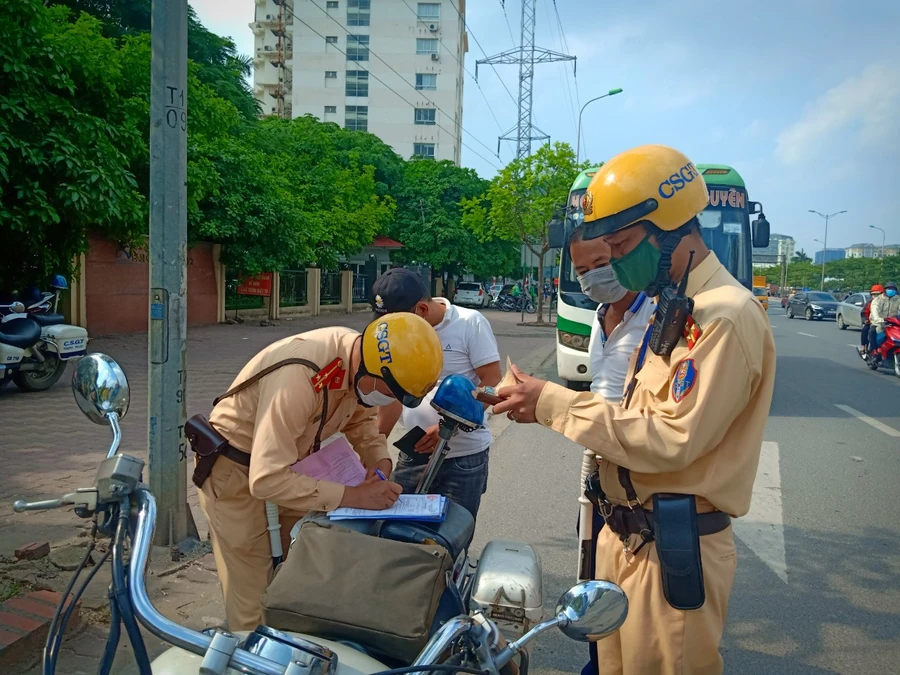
[195,314,443,630]
[495,145,776,675]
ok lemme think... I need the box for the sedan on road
[453,282,489,308]
[836,292,870,330]
[787,291,839,321]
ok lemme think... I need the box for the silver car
[836,292,871,330]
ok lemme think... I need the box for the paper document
[328,494,448,522]
[290,436,367,487]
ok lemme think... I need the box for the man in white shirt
[372,269,502,518]
[570,225,655,400]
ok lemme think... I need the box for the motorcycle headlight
[810,304,822,310]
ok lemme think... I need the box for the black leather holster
[185,414,250,488]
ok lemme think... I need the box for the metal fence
[320,271,343,305]
[352,274,368,302]
[224,269,265,311]
[280,270,307,307]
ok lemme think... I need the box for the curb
[0,590,81,669]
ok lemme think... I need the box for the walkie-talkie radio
[648,250,695,357]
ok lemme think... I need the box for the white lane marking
[734,441,787,584]
[834,404,900,438]
[797,332,817,338]
[847,344,859,348]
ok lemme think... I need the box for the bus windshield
[560,188,590,297]
[696,203,751,287]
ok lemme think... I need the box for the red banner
[237,273,273,297]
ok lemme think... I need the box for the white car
[453,282,488,308]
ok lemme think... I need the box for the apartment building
[752,233,796,266]
[251,0,467,165]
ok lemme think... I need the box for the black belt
[600,504,731,539]
[221,443,251,467]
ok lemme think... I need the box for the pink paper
[290,436,367,486]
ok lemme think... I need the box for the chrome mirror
[72,354,129,458]
[9,301,25,313]
[555,580,628,642]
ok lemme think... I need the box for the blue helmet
[50,275,68,290]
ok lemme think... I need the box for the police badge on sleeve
[671,359,697,403]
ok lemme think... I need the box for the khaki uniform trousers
[197,457,303,631]
[594,524,737,675]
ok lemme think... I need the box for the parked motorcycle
[496,294,536,314]
[0,276,89,391]
[860,316,900,378]
[15,354,629,674]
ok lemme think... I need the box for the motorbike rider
[194,315,443,631]
[868,281,900,358]
[494,144,776,675]
[859,284,883,356]
[373,268,502,519]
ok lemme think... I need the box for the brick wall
[84,234,218,336]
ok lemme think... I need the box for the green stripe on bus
[556,314,592,336]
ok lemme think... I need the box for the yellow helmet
[582,145,709,238]
[360,313,442,407]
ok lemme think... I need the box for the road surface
[472,307,900,674]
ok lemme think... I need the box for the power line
[280,6,503,170]
[396,0,503,132]
[542,0,577,136]
[445,0,518,108]
[552,0,583,152]
[500,0,517,47]
[292,0,502,163]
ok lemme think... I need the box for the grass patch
[0,578,27,603]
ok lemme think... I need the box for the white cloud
[776,62,900,165]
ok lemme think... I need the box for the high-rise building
[814,248,846,265]
[752,233,795,267]
[251,0,467,165]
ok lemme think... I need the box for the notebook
[328,494,449,522]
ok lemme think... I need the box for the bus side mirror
[548,218,566,249]
[752,214,770,248]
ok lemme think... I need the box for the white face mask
[355,380,396,408]
[577,265,628,304]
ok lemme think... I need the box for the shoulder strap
[214,358,330,453]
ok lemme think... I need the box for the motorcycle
[860,316,900,378]
[14,354,629,674]
[0,277,89,391]
[496,294,536,314]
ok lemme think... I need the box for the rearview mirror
[752,214,770,248]
[555,580,629,642]
[72,353,130,425]
[548,218,566,249]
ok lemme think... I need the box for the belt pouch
[652,493,705,610]
[185,414,229,488]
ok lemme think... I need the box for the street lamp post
[576,88,623,165]
[870,225,886,259]
[809,209,847,291]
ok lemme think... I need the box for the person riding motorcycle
[194,314,443,631]
[868,281,900,358]
[494,144,776,675]
[859,284,883,356]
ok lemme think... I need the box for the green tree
[0,1,145,290]
[389,159,519,282]
[792,249,812,263]
[462,142,585,322]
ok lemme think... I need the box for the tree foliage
[462,142,585,320]
[755,256,900,291]
[389,159,518,280]
[792,249,812,263]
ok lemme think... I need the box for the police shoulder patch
[671,358,697,403]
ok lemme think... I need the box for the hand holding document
[290,436,367,486]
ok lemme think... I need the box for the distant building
[752,233,795,267]
[882,244,900,257]
[846,243,877,258]
[814,248,846,265]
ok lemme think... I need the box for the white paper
[290,436,367,487]
[328,494,447,521]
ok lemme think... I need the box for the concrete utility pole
[149,0,197,548]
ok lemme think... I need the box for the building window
[346,34,369,61]
[413,143,436,159]
[416,38,438,55]
[415,73,437,90]
[345,105,368,131]
[347,0,370,26]
[325,36,338,44]
[346,70,369,96]
[324,105,337,113]
[325,71,337,78]
[417,3,440,20]
[326,0,339,7]
[414,108,436,125]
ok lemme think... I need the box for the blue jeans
[391,449,490,520]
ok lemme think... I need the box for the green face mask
[610,234,662,292]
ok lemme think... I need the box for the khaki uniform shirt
[209,327,389,513]
[535,253,776,517]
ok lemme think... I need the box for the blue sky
[194,0,900,257]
